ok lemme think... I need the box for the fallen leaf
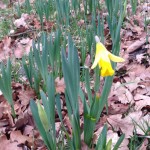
[0,106,4,119]
[136,87,148,95]
[113,82,134,104]
[15,114,28,129]
[134,94,150,111]
[18,87,35,106]
[0,100,11,115]
[55,122,61,134]
[127,37,146,53]
[134,94,150,101]
[124,75,141,92]
[14,18,27,28]
[139,139,148,150]
[136,53,145,63]
[107,111,142,138]
[63,116,72,134]
[14,43,24,58]
[78,19,85,26]
[0,135,22,150]
[14,38,32,58]
[108,96,129,115]
[0,119,9,128]
[23,125,34,136]
[85,54,91,67]
[81,141,89,150]
[55,77,65,93]
[0,2,6,9]
[10,130,32,146]
[79,99,83,115]
[0,36,12,62]
[128,64,146,77]
[14,14,29,28]
[44,21,54,31]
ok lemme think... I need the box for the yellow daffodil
[91,36,125,77]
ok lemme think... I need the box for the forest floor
[0,0,150,149]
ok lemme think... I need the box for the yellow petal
[104,68,114,76]
[108,52,125,62]
[91,52,101,69]
[101,64,114,77]
[99,57,114,77]
[91,43,108,69]
[97,42,107,52]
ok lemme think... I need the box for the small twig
[8,29,37,37]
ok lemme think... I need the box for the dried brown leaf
[107,111,142,138]
[134,94,150,101]
[134,94,150,111]
[23,125,34,136]
[14,14,29,28]
[124,75,141,92]
[10,130,32,146]
[55,77,65,93]
[113,82,134,104]
[0,135,22,150]
[63,116,72,134]
[14,38,32,58]
[18,87,35,106]
[127,37,146,53]
[0,36,12,62]
[0,2,6,9]
[139,139,148,150]
[108,96,129,115]
[81,141,89,150]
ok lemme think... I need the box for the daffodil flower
[91,36,125,77]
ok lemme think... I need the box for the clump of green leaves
[29,34,125,149]
[0,59,16,118]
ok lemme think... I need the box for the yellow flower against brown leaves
[91,36,125,77]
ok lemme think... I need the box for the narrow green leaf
[30,100,53,149]
[85,69,92,105]
[106,139,112,150]
[113,134,125,150]
[55,94,63,122]
[96,124,107,150]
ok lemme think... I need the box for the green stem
[11,105,16,118]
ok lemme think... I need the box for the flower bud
[37,101,49,132]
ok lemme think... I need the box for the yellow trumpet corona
[91,36,125,77]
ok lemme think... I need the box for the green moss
[0,8,13,40]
